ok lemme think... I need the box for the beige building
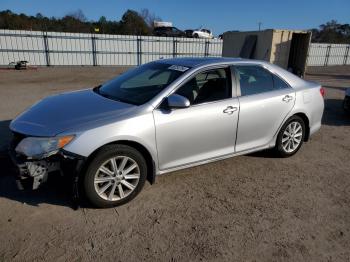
[222,29,311,76]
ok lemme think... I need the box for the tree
[66,9,87,22]
[35,13,44,19]
[140,8,161,28]
[98,16,107,24]
[96,16,107,33]
[119,9,151,35]
[0,8,158,36]
[312,20,350,44]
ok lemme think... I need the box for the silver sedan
[10,57,324,207]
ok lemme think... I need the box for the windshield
[97,62,188,105]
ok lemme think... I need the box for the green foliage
[0,9,154,35]
[311,20,350,44]
[120,10,150,35]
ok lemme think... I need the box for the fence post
[43,32,50,66]
[204,41,209,57]
[343,45,350,65]
[137,36,142,65]
[91,35,97,66]
[324,45,331,66]
[173,38,177,58]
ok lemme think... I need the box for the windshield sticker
[168,65,189,72]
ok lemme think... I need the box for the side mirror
[167,94,190,109]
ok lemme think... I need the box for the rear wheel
[83,145,147,208]
[275,116,305,157]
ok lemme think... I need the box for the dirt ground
[0,65,349,261]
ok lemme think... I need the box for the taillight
[320,87,325,98]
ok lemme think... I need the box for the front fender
[62,113,158,167]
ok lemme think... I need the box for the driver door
[153,67,239,170]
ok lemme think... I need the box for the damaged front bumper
[9,134,86,190]
[9,152,59,190]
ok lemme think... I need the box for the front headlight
[15,135,75,158]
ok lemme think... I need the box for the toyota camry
[9,57,325,208]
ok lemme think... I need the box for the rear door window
[235,65,290,96]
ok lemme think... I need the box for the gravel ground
[0,65,349,261]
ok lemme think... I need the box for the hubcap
[282,121,303,153]
[94,156,140,201]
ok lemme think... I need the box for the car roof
[157,57,243,67]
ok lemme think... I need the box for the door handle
[223,106,238,115]
[282,95,293,102]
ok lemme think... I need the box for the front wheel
[275,116,305,157]
[83,145,147,208]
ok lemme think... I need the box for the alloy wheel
[281,121,303,153]
[94,156,140,201]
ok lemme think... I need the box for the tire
[193,33,199,38]
[275,115,305,157]
[83,144,147,208]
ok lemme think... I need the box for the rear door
[233,65,295,152]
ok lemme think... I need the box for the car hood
[10,89,136,137]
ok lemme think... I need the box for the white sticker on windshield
[168,65,189,72]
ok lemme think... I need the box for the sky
[1,0,349,35]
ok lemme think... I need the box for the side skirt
[157,144,273,175]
